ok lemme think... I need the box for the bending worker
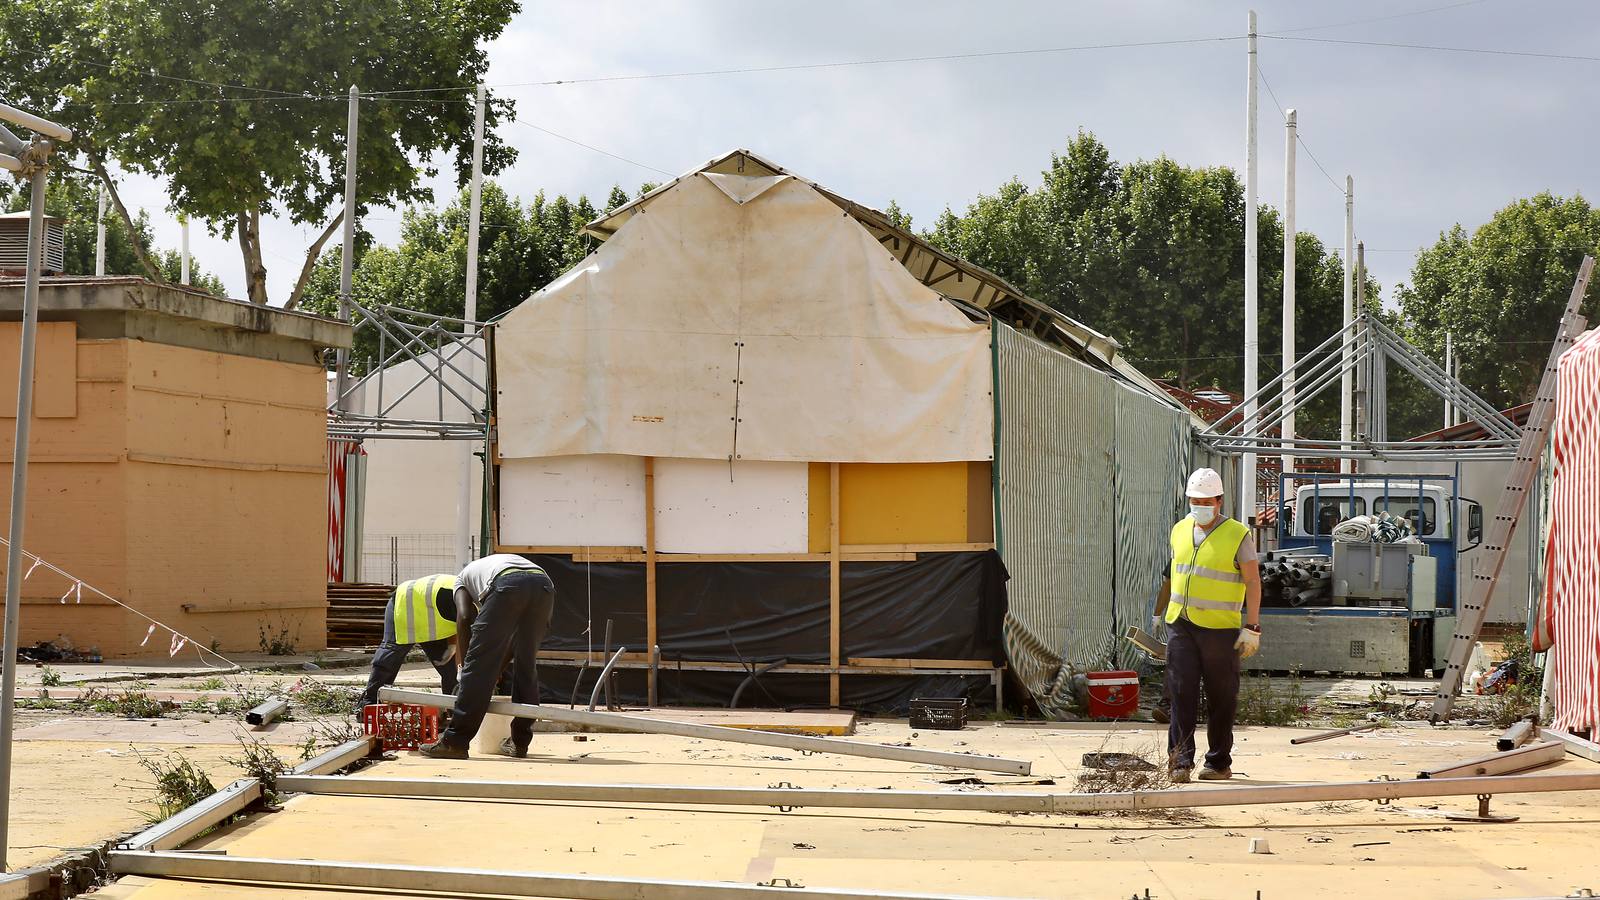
[360,574,460,708]
[420,553,556,760]
[1153,467,1262,784]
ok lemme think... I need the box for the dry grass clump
[1070,737,1206,825]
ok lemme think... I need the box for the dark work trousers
[1165,616,1241,771]
[439,569,555,751]
[360,598,459,707]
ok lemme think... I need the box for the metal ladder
[1431,256,1594,722]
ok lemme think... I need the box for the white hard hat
[1186,468,1225,499]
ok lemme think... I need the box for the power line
[1263,0,1495,36]
[510,118,674,177]
[1262,34,1600,64]
[501,35,1241,87]
[1255,63,1346,198]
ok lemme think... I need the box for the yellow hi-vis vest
[390,574,458,645]
[1164,516,1248,630]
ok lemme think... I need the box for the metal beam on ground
[1541,728,1600,763]
[117,779,262,852]
[1417,741,1565,779]
[291,737,376,776]
[108,852,1016,900]
[278,770,1600,814]
[1498,719,1537,752]
[379,687,1032,775]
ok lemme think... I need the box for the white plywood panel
[654,458,808,553]
[498,455,647,547]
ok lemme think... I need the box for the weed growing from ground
[224,737,290,804]
[196,676,227,691]
[257,622,298,656]
[137,751,217,821]
[1070,736,1203,825]
[39,665,62,687]
[288,677,360,716]
[1235,675,1310,726]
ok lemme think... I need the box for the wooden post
[829,462,841,708]
[644,456,658,705]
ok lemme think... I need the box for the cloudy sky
[113,0,1598,310]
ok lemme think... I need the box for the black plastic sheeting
[521,551,1007,712]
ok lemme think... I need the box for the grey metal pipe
[0,157,51,868]
[588,646,626,711]
[109,851,1008,900]
[380,687,1032,775]
[0,103,73,142]
[276,770,1600,815]
[245,697,289,727]
[117,779,262,852]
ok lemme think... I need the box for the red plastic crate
[361,703,440,750]
[1086,670,1140,719]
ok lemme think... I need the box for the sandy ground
[81,717,1600,900]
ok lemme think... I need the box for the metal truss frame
[327,301,489,441]
[1199,313,1522,460]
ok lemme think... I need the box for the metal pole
[1241,9,1260,523]
[0,145,53,868]
[1281,108,1297,495]
[1341,175,1354,473]
[1356,242,1369,445]
[380,687,1032,775]
[94,185,107,276]
[179,216,190,285]
[458,84,486,571]
[1444,331,1454,428]
[336,85,359,414]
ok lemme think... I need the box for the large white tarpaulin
[493,171,994,464]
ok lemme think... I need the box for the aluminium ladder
[1431,256,1594,722]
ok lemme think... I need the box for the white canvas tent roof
[584,149,1182,413]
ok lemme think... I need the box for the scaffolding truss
[326,301,489,441]
[1199,313,1521,460]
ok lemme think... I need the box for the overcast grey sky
[114,0,1599,312]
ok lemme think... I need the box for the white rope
[1,536,239,670]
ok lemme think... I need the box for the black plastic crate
[909,697,968,730]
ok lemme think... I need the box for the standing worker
[1153,467,1262,783]
[419,554,555,760]
[360,574,461,708]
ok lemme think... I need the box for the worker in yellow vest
[360,574,461,708]
[1152,468,1262,783]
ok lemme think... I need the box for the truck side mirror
[1465,499,1483,547]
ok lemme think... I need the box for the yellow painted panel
[839,462,969,545]
[0,322,77,417]
[808,462,831,553]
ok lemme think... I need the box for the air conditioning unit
[0,211,66,275]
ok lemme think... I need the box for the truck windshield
[1301,496,1365,535]
[1372,495,1437,535]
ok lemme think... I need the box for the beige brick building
[0,277,349,658]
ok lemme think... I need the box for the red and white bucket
[1086,670,1141,719]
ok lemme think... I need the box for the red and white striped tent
[327,438,367,583]
[1538,326,1600,733]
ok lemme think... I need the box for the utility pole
[1444,331,1454,429]
[1281,108,1296,499]
[1242,9,1259,522]
[179,216,190,285]
[1341,176,1354,473]
[0,100,73,872]
[94,185,107,276]
[336,86,359,415]
[458,84,487,569]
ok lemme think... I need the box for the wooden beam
[495,545,644,555]
[841,542,995,553]
[645,456,658,704]
[829,462,841,708]
[847,657,997,670]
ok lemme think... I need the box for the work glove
[1235,626,1261,659]
[1150,614,1164,638]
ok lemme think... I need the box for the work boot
[499,737,529,759]
[1151,706,1169,725]
[1169,767,1192,784]
[416,739,468,760]
[1198,766,1233,781]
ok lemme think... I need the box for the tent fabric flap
[493,172,993,464]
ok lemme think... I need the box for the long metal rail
[108,852,1019,900]
[379,687,1032,775]
[279,770,1600,814]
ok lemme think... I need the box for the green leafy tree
[1397,193,1600,413]
[0,0,519,307]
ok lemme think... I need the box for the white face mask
[1190,503,1218,525]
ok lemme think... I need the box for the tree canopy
[0,0,519,307]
